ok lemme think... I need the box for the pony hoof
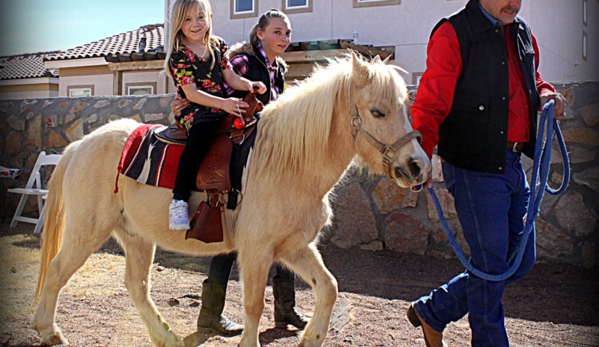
[165,341,185,347]
[35,323,69,346]
[160,332,185,347]
[298,336,323,347]
[41,332,69,346]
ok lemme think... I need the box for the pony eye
[371,109,385,118]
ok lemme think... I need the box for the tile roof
[46,24,164,61]
[0,53,59,80]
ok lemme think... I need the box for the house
[206,0,597,84]
[44,24,174,97]
[0,53,59,99]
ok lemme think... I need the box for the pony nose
[394,158,425,182]
[408,159,423,179]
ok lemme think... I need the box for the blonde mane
[251,54,409,178]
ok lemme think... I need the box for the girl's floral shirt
[169,37,232,129]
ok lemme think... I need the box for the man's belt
[507,141,525,153]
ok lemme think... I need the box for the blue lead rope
[428,100,570,281]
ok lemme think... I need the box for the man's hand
[541,92,567,120]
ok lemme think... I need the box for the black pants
[206,252,295,285]
[172,120,220,202]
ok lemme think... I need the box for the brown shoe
[407,303,447,347]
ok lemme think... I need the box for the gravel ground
[1,220,598,346]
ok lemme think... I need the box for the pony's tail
[35,141,79,300]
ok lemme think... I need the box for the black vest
[433,0,540,173]
[230,45,285,106]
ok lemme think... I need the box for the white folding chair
[8,151,62,233]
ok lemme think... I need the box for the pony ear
[351,52,369,85]
[372,55,381,64]
[382,55,391,64]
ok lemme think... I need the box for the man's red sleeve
[411,21,462,158]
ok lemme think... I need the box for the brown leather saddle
[156,92,263,243]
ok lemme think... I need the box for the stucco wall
[0,86,58,100]
[1,82,597,268]
[0,80,59,100]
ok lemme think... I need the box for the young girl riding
[165,0,266,230]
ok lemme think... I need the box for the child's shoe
[169,199,190,230]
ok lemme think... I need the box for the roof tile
[46,24,164,61]
[0,53,59,80]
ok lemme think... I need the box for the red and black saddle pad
[116,124,183,191]
[115,122,257,211]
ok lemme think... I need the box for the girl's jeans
[414,149,536,347]
[172,120,220,202]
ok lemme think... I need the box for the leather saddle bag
[186,193,223,243]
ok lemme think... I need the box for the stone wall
[1,82,597,268]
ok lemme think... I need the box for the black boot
[197,280,243,336]
[272,278,309,330]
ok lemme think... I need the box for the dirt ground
[1,220,598,347]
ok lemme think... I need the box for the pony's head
[346,53,430,188]
[254,52,430,189]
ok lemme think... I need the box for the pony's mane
[251,54,408,178]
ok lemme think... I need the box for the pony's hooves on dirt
[41,332,69,346]
[298,338,322,347]
[154,333,185,347]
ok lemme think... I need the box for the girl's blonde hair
[164,0,216,78]
[249,9,290,46]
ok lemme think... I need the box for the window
[412,72,423,86]
[582,31,588,61]
[583,0,588,26]
[231,0,257,19]
[67,85,93,97]
[353,0,400,8]
[126,82,156,95]
[282,0,312,13]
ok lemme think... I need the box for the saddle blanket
[117,124,183,191]
[115,123,257,211]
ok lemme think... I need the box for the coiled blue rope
[428,100,569,281]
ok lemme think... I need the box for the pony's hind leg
[279,244,338,347]
[116,230,185,347]
[33,227,113,345]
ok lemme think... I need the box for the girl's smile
[182,11,211,44]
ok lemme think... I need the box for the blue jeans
[414,149,536,347]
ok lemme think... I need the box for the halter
[351,113,422,179]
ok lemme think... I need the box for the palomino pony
[34,53,430,347]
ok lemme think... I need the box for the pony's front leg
[282,244,338,347]
[120,233,184,347]
[237,250,272,347]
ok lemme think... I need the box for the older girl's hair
[249,9,290,46]
[164,0,215,78]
